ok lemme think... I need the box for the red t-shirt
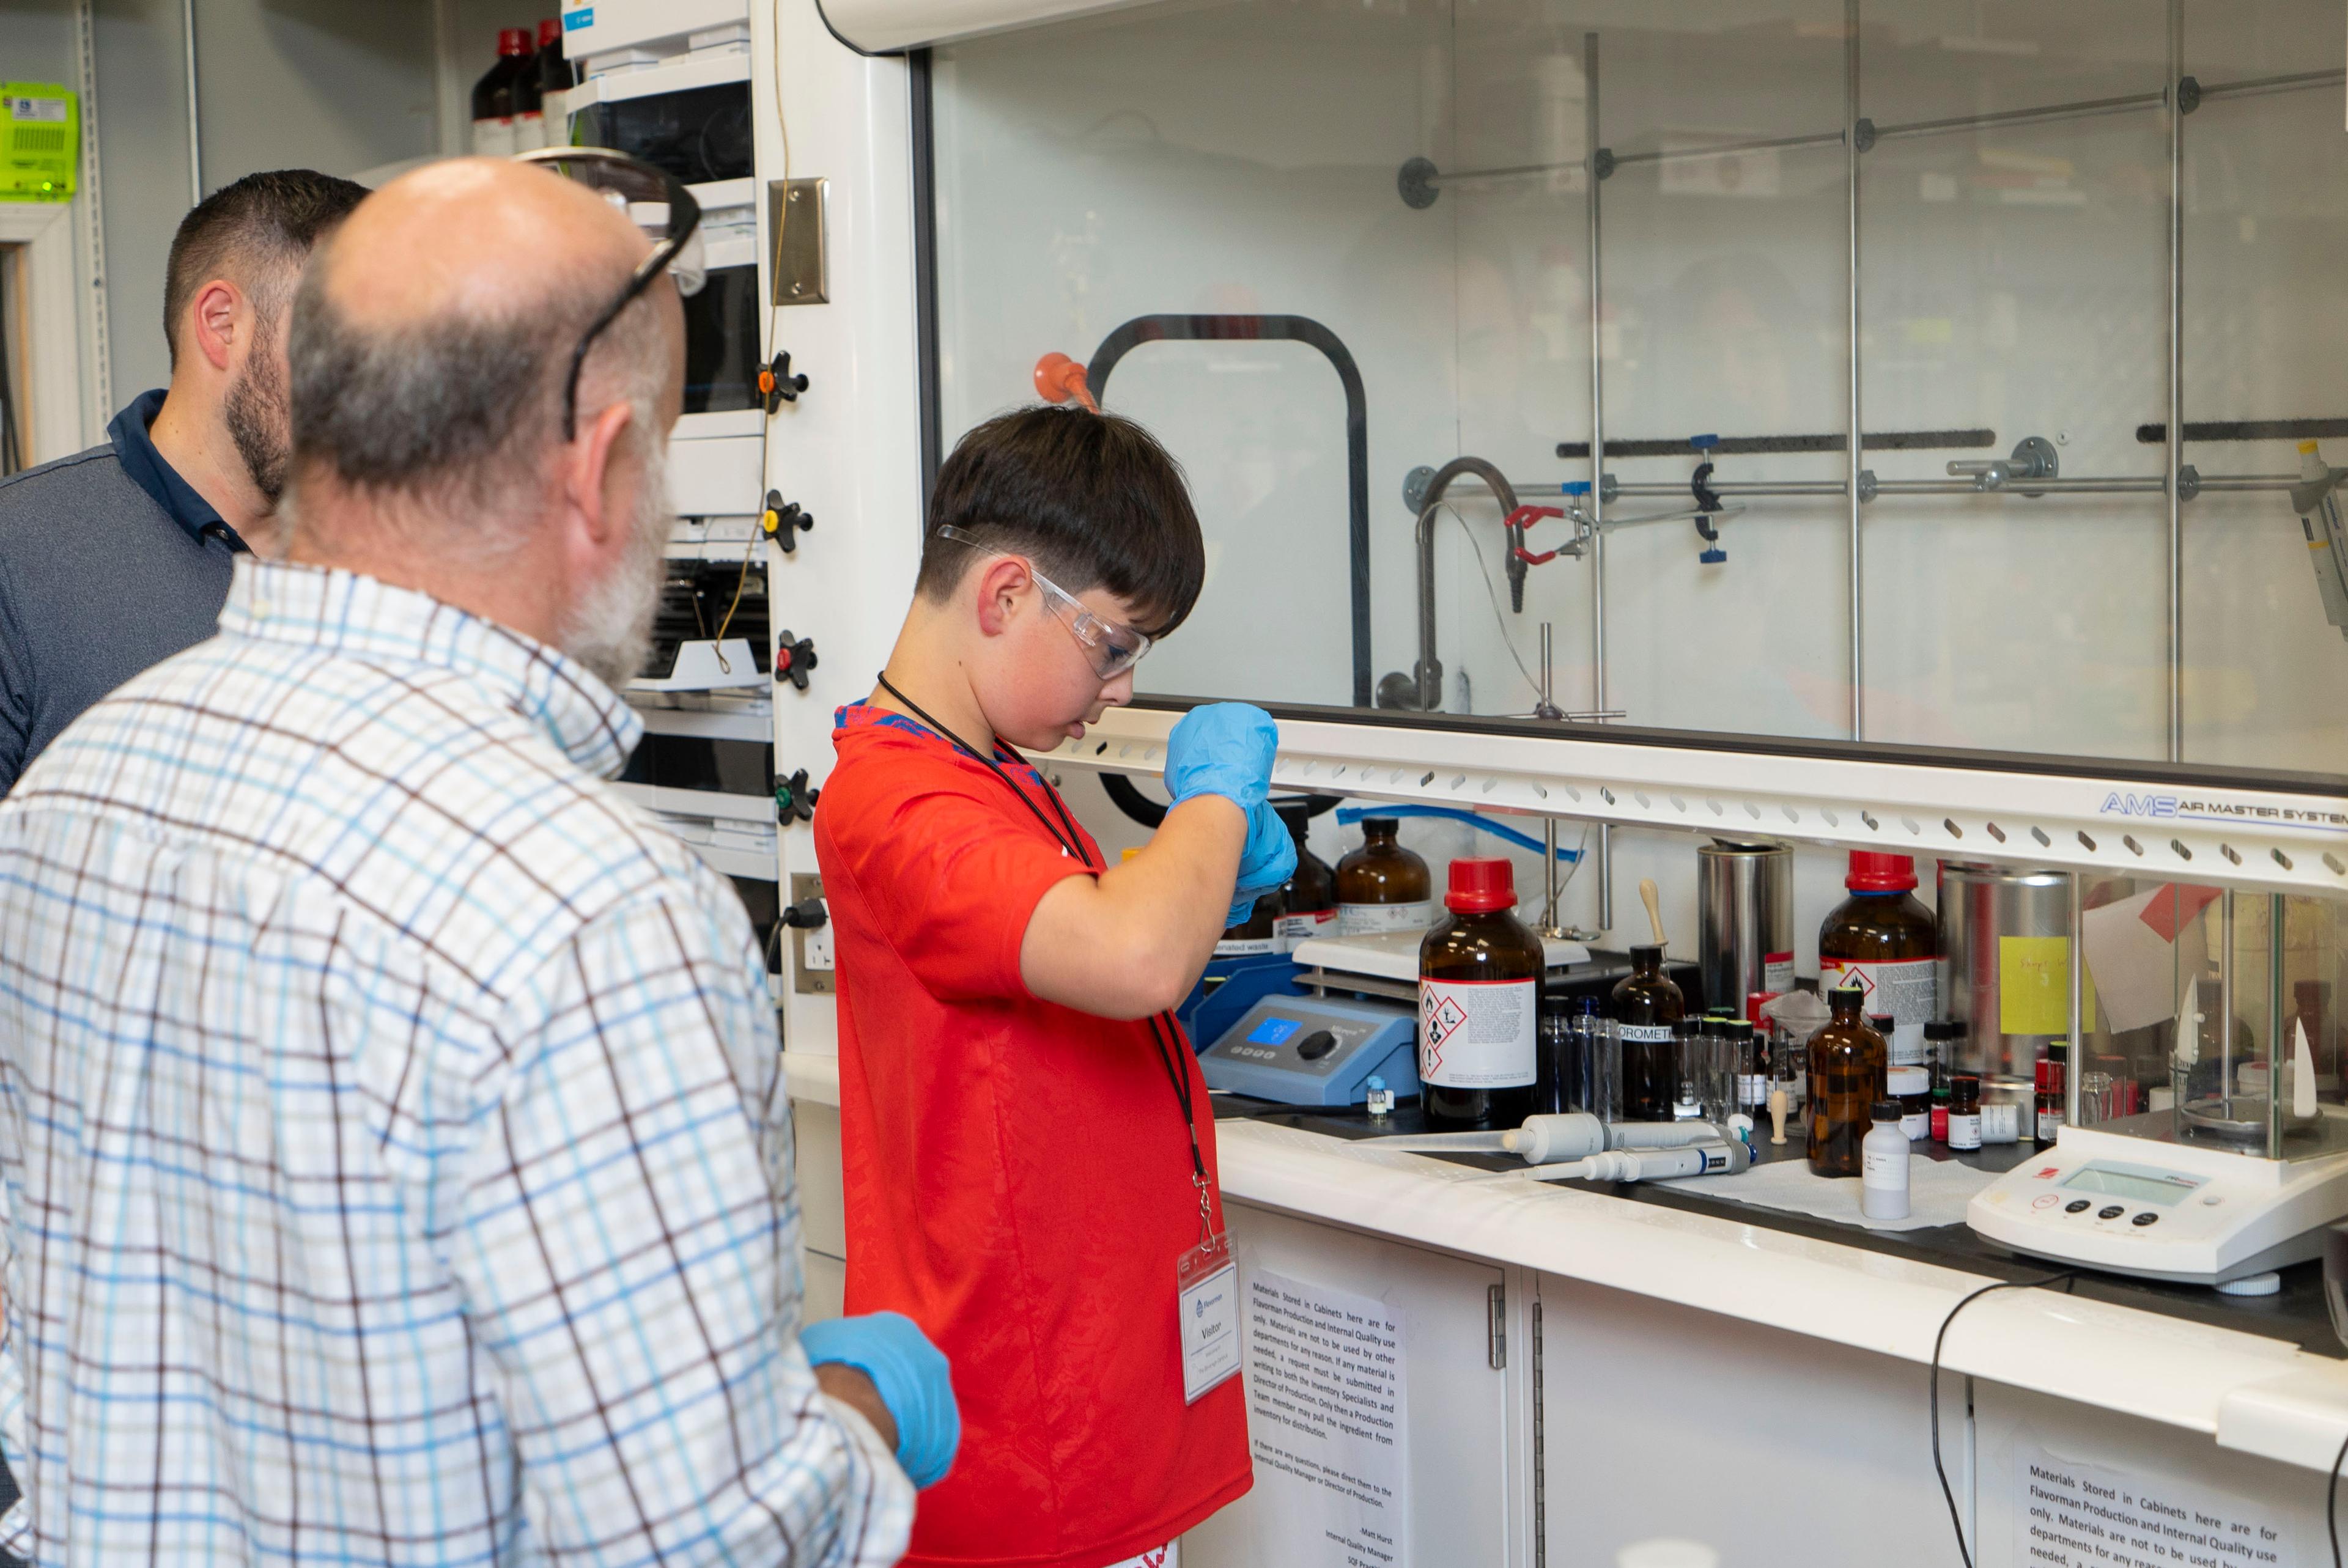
[813,704,1251,1567]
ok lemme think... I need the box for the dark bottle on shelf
[1818,852,1936,1072]
[1419,858,1543,1130]
[1335,816,1436,935]
[470,28,537,155]
[1612,943,1686,1122]
[1269,798,1337,953]
[1214,897,1281,960]
[1808,981,1889,1178]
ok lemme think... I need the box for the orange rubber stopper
[1032,352,1098,413]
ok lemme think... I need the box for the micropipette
[1501,1140,1752,1185]
[1360,1113,1728,1165]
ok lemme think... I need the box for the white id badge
[1176,1231,1241,1404]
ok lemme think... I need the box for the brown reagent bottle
[1269,798,1337,952]
[1336,817,1435,935]
[1611,945,1685,1122]
[1809,981,1889,1177]
[1419,858,1543,1130]
[1818,852,1936,1071]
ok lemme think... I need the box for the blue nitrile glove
[1224,798,1298,929]
[1166,702,1280,814]
[800,1311,959,1489]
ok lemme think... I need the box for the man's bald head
[286,157,682,534]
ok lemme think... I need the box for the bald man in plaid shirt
[0,156,954,1565]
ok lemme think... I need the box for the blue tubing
[1334,804,1581,862]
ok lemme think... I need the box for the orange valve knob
[1032,351,1098,413]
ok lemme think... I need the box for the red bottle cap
[499,27,533,55]
[538,17,563,48]
[1845,850,1917,892]
[1445,856,1517,913]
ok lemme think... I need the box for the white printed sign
[2016,1445,2294,1567]
[1242,1269,1409,1568]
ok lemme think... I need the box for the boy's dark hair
[917,405,1206,638]
[164,168,369,365]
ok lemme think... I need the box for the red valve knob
[1032,352,1098,413]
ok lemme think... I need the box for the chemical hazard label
[1419,977,1536,1089]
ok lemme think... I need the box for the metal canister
[1696,839,1793,1015]
[1936,862,2072,1092]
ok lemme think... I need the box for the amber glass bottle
[1337,817,1436,935]
[1809,981,1889,1177]
[1611,943,1685,1122]
[1419,858,1543,1130]
[1818,852,1937,1071]
[1269,798,1337,952]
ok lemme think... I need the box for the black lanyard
[870,675,1211,1198]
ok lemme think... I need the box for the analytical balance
[1198,929,1631,1107]
[1970,891,2348,1289]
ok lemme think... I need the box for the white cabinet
[792,1099,847,1325]
[1534,1272,1970,1567]
[1184,1202,1529,1568]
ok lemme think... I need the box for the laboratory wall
[929,0,2348,780]
[47,0,441,410]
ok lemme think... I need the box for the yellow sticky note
[1999,936,2071,1037]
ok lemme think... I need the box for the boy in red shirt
[814,406,1295,1568]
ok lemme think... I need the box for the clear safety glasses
[936,525,1154,680]
[513,145,706,440]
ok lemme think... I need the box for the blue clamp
[1559,480,1592,498]
[1690,433,1721,452]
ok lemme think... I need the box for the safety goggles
[514,145,706,440]
[936,526,1154,680]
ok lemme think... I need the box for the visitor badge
[1175,1230,1240,1404]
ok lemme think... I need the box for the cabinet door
[1535,1273,1967,1567]
[1184,1201,1526,1568]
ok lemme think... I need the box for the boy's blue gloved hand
[1224,800,1298,928]
[1166,703,1280,814]
[801,1311,959,1489]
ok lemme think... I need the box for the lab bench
[783,1049,2348,1566]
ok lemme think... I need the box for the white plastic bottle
[1860,1100,1910,1221]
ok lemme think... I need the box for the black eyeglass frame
[514,145,703,441]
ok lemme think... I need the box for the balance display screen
[2061,1165,2205,1207]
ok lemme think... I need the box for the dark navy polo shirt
[0,389,251,793]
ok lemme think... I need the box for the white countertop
[780,1048,2348,1473]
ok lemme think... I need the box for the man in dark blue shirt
[0,168,366,793]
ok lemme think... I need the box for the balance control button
[2097,1205,2126,1221]
[2130,1212,2159,1227]
[1294,1030,1338,1062]
[2031,1194,2060,1211]
[2064,1199,2092,1214]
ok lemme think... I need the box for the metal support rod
[1495,472,2300,501]
[2267,893,2287,1158]
[1420,68,2343,193]
[1584,29,1611,930]
[2165,0,2185,765]
[1539,622,1563,935]
[1844,0,1863,743]
[2220,891,2236,1121]
[182,0,203,204]
[2066,870,2084,1129]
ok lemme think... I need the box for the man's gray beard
[559,435,673,693]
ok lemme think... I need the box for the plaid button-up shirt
[0,559,910,1566]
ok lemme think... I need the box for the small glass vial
[1861,1101,1911,1220]
[1887,1065,1930,1141]
[1980,1100,2020,1144]
[2035,1046,2067,1149]
[1365,1074,1395,1118]
[1946,1072,1984,1152]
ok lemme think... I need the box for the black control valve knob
[775,630,818,692]
[761,489,814,554]
[759,352,810,413]
[775,768,820,825]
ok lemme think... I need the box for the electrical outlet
[790,871,833,995]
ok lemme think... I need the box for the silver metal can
[1936,862,2072,1091]
[1696,839,1793,1014]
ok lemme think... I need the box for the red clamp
[1507,505,1571,565]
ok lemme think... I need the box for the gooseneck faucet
[1376,457,1525,711]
